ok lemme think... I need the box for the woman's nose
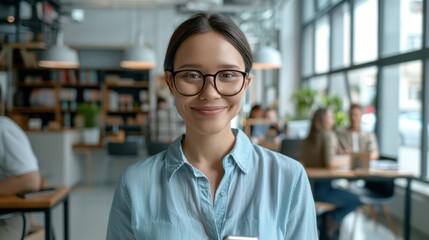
[199,76,221,99]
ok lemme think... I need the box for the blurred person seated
[300,107,361,240]
[336,103,379,168]
[146,97,184,155]
[0,85,41,239]
[244,104,270,142]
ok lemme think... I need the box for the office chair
[279,138,303,160]
[146,140,170,156]
[104,141,139,184]
[350,155,398,239]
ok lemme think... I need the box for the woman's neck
[182,128,235,167]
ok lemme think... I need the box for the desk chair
[316,201,337,240]
[146,140,170,156]
[104,141,139,184]
[350,155,398,239]
[279,138,303,160]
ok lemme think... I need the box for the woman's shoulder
[122,152,167,181]
[253,144,305,173]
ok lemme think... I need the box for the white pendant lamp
[120,47,156,69]
[121,33,156,69]
[253,46,282,70]
[39,32,79,69]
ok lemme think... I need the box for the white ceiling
[61,0,284,11]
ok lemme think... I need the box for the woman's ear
[164,71,174,93]
[243,74,253,90]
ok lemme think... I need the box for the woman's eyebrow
[175,64,202,69]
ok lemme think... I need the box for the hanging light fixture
[253,45,282,69]
[251,7,282,70]
[121,32,156,69]
[39,31,79,69]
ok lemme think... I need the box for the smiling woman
[107,12,318,240]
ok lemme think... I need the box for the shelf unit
[0,0,60,43]
[8,66,150,134]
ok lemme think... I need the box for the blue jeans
[314,180,361,225]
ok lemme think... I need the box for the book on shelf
[19,49,38,68]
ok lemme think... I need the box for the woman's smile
[191,106,228,116]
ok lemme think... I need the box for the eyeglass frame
[169,69,248,97]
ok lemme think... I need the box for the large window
[380,61,422,176]
[332,2,350,70]
[300,0,429,181]
[315,16,330,73]
[382,0,423,57]
[348,67,378,132]
[302,25,314,77]
[353,0,378,64]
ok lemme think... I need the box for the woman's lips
[192,106,227,116]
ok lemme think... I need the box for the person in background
[147,96,184,143]
[300,107,361,240]
[107,12,318,239]
[0,85,41,239]
[247,103,269,140]
[336,103,379,161]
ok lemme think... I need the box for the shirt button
[220,191,226,197]
[228,159,233,164]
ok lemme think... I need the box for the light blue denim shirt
[107,129,318,240]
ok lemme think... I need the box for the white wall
[278,0,301,119]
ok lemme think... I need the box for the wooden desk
[0,186,71,240]
[306,168,415,240]
[73,142,105,186]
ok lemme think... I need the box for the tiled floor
[40,184,429,240]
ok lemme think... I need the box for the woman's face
[165,31,252,136]
[323,109,335,131]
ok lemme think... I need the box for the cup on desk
[350,152,371,169]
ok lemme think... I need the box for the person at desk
[107,12,318,239]
[300,107,361,239]
[336,103,379,163]
[147,96,184,143]
[0,86,41,239]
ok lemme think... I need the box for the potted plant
[291,87,318,120]
[77,103,100,144]
[321,94,348,129]
[286,87,318,138]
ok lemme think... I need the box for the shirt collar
[164,128,253,182]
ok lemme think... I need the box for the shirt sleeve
[107,173,136,240]
[284,165,319,239]
[366,132,379,153]
[1,120,39,176]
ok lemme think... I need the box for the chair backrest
[364,154,397,198]
[107,141,138,156]
[146,140,170,156]
[280,138,303,160]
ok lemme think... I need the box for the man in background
[0,85,41,239]
[146,97,184,155]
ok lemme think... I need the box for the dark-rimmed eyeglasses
[171,69,247,96]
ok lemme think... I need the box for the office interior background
[1,0,429,239]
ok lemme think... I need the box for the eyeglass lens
[174,70,245,96]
